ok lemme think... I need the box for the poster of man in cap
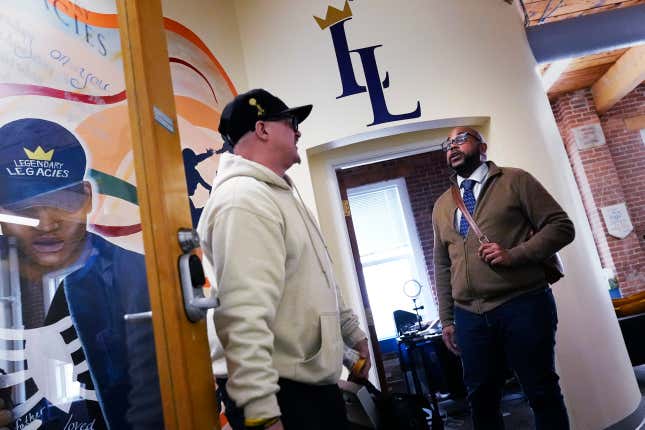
[0,118,163,429]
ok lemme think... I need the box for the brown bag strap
[451,185,489,244]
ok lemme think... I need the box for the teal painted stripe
[89,169,138,205]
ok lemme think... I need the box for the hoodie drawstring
[291,183,334,289]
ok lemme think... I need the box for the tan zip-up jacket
[197,153,365,420]
[432,162,575,326]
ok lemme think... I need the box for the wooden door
[117,1,219,428]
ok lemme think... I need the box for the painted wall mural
[313,0,421,127]
[0,1,235,252]
[165,18,237,228]
[0,1,236,428]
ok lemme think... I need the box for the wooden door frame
[116,1,218,428]
[335,170,389,393]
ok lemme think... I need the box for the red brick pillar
[552,89,643,295]
[598,85,645,296]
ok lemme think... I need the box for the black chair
[393,309,420,336]
[618,312,645,366]
[397,334,465,398]
[393,309,466,398]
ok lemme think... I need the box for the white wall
[162,0,248,92]
[233,0,641,428]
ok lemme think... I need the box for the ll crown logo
[314,1,352,29]
[24,146,54,161]
[314,1,421,126]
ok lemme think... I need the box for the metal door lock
[178,228,219,322]
[178,228,201,253]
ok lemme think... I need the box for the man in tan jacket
[432,127,574,430]
[198,89,370,430]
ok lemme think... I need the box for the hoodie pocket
[296,313,343,380]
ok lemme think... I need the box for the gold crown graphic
[24,146,54,161]
[314,0,353,30]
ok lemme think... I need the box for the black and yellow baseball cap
[217,89,312,151]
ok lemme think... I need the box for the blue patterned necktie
[459,179,477,237]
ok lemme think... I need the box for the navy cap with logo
[217,88,313,152]
[0,118,88,212]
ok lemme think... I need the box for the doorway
[336,148,452,391]
[346,178,436,340]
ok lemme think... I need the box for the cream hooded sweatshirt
[197,153,366,419]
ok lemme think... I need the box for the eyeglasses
[441,132,480,152]
[266,115,299,132]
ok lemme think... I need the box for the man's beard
[452,151,482,176]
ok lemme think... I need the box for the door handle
[178,228,219,322]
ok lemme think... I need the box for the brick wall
[551,84,645,296]
[551,91,617,274]
[600,85,645,295]
[339,150,452,305]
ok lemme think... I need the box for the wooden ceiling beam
[541,58,573,92]
[525,0,645,26]
[527,3,645,63]
[548,63,615,97]
[591,45,645,114]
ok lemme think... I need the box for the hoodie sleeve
[209,186,286,420]
[337,285,367,347]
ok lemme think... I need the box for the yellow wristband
[244,416,280,428]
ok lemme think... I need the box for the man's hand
[442,324,460,355]
[353,338,372,379]
[478,242,513,267]
[0,398,40,430]
[0,398,12,429]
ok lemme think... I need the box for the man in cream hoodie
[197,89,370,430]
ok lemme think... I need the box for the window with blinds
[347,178,436,340]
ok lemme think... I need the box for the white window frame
[347,177,437,339]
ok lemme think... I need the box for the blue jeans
[454,288,569,430]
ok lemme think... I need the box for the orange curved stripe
[46,1,237,97]
[175,95,220,132]
[46,0,119,28]
[163,18,237,97]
